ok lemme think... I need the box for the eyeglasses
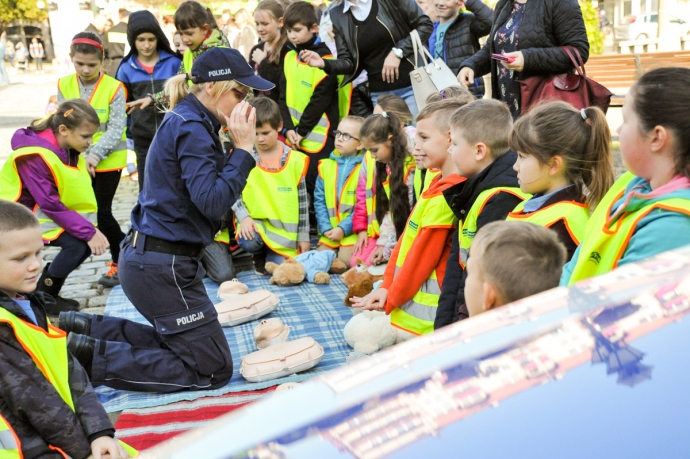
[333,130,359,142]
[233,88,251,100]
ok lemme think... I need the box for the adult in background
[105,9,130,76]
[0,34,9,84]
[233,8,258,62]
[58,48,274,393]
[429,0,492,96]
[300,0,433,116]
[29,38,45,73]
[457,0,589,118]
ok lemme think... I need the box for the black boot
[58,311,94,336]
[37,265,80,315]
[66,332,95,375]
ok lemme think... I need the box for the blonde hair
[375,94,414,126]
[165,73,248,109]
[425,86,475,105]
[417,99,471,133]
[450,99,513,159]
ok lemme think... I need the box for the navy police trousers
[89,234,233,392]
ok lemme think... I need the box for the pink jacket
[352,159,369,233]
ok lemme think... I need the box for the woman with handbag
[298,0,433,117]
[456,0,589,118]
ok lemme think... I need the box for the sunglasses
[232,88,251,100]
[333,130,359,142]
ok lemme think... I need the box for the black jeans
[47,232,92,278]
[133,138,152,193]
[92,171,125,263]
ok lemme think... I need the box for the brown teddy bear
[265,251,348,286]
[341,259,384,306]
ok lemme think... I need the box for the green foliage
[0,0,47,27]
[581,0,604,55]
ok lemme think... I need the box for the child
[172,30,188,55]
[234,97,311,273]
[425,85,476,104]
[435,99,530,330]
[351,112,416,267]
[58,32,127,288]
[279,1,349,197]
[315,116,365,265]
[507,101,615,260]
[128,1,231,111]
[351,100,466,335]
[116,10,181,193]
[45,95,58,114]
[372,94,416,154]
[0,201,133,459]
[561,67,690,286]
[465,221,566,317]
[250,0,290,103]
[0,100,109,315]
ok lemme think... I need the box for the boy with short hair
[315,116,365,265]
[234,97,311,273]
[279,1,347,197]
[435,99,531,329]
[465,221,566,316]
[0,200,131,459]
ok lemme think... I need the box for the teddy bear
[341,259,384,306]
[343,310,408,355]
[266,250,348,286]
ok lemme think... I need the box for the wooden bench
[585,51,690,106]
[619,38,660,54]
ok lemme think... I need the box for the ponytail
[360,112,411,238]
[165,73,249,110]
[509,101,614,211]
[165,74,190,109]
[30,99,100,135]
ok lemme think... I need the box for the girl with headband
[58,31,127,289]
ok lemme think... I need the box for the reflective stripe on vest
[389,178,458,335]
[0,146,98,241]
[459,187,531,267]
[284,50,352,153]
[507,199,590,245]
[566,173,690,285]
[365,153,415,238]
[413,168,440,201]
[0,414,21,458]
[0,309,137,458]
[58,74,127,171]
[241,150,309,258]
[318,156,362,248]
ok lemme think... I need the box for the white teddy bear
[343,310,413,356]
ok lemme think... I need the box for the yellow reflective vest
[459,187,531,267]
[364,152,415,238]
[317,154,362,248]
[507,199,590,246]
[241,150,309,258]
[413,168,441,201]
[389,177,458,335]
[567,172,690,285]
[0,308,136,458]
[0,146,98,241]
[0,413,22,458]
[283,50,352,153]
[58,73,127,171]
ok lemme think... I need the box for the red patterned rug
[114,387,276,451]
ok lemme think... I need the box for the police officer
[57,48,274,393]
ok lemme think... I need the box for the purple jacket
[10,128,96,241]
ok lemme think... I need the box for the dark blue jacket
[116,50,181,143]
[131,94,256,245]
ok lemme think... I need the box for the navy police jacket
[131,94,255,246]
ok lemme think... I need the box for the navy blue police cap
[189,47,274,91]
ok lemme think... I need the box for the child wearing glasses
[314,116,366,264]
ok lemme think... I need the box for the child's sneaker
[253,254,268,276]
[98,262,120,287]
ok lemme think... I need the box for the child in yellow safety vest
[0,201,135,459]
[561,67,690,286]
[435,99,528,330]
[233,97,311,274]
[351,101,466,336]
[315,116,366,265]
[0,100,109,315]
[351,112,416,268]
[507,101,615,261]
[58,32,127,288]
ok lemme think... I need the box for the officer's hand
[298,241,311,254]
[90,436,130,459]
[353,231,368,255]
[325,227,344,242]
[299,50,325,68]
[239,217,256,241]
[126,97,152,114]
[88,229,110,256]
[226,101,256,152]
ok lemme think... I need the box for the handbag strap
[410,29,431,68]
[561,46,586,77]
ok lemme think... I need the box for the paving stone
[66,269,97,278]
[87,295,109,307]
[61,282,96,293]
[62,289,100,300]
